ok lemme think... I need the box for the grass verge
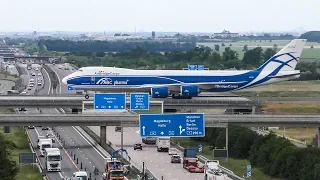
[0,127,42,180]
[270,127,316,145]
[261,102,320,114]
[171,137,282,180]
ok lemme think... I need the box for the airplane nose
[62,76,68,85]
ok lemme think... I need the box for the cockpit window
[78,69,83,72]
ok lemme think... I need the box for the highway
[18,63,79,179]
[89,125,204,180]
[45,64,111,180]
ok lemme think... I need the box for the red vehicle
[182,149,204,173]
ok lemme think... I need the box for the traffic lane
[48,64,74,94]
[29,126,79,177]
[54,126,105,180]
[26,128,63,180]
[0,80,15,94]
[41,66,51,95]
[88,126,203,180]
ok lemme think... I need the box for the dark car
[115,126,122,132]
[46,133,55,143]
[134,143,142,150]
[27,126,35,129]
[171,155,181,163]
[42,127,49,130]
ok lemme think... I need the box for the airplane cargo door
[91,77,95,84]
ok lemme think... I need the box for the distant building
[152,31,155,38]
[213,30,239,38]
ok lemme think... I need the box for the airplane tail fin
[257,39,307,72]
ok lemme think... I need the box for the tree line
[192,126,320,180]
[38,39,196,52]
[300,31,320,42]
[65,45,277,71]
[0,132,18,179]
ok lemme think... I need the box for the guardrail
[171,142,245,180]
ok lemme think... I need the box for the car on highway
[38,82,42,86]
[27,87,32,90]
[29,84,34,87]
[34,67,39,71]
[38,77,42,80]
[168,148,178,155]
[21,91,27,95]
[31,72,35,76]
[133,143,142,150]
[42,127,49,130]
[27,126,35,129]
[27,66,32,70]
[115,126,122,132]
[37,73,41,76]
[171,155,181,163]
[58,65,62,69]
[46,133,55,143]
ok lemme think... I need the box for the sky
[0,0,319,33]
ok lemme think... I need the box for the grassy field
[0,127,42,180]
[233,80,320,97]
[261,101,320,114]
[270,127,316,145]
[198,40,320,60]
[171,137,282,180]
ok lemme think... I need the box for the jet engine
[151,87,169,98]
[180,85,199,97]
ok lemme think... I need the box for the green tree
[242,47,264,67]
[0,133,18,179]
[263,48,276,61]
[243,44,248,52]
[311,45,314,49]
[221,43,225,47]
[222,47,238,61]
[214,44,220,52]
[273,44,278,51]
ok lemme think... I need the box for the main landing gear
[84,91,90,99]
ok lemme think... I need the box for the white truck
[37,138,52,157]
[44,148,61,171]
[204,160,230,180]
[156,137,170,152]
[72,171,88,180]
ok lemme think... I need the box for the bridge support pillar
[100,126,106,146]
[252,106,256,114]
[318,127,320,148]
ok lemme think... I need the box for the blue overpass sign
[67,85,80,91]
[197,65,204,70]
[188,65,197,70]
[130,93,149,110]
[94,93,126,110]
[139,113,205,137]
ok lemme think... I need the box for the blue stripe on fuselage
[67,70,262,92]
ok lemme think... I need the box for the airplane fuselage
[65,68,300,93]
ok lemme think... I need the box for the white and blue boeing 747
[62,39,306,99]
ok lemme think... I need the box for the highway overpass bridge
[0,95,257,110]
[1,114,320,127]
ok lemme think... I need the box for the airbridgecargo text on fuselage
[215,85,239,88]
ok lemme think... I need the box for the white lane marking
[72,126,105,158]
[58,172,63,178]
[55,108,60,114]
[43,67,51,95]
[34,127,40,137]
